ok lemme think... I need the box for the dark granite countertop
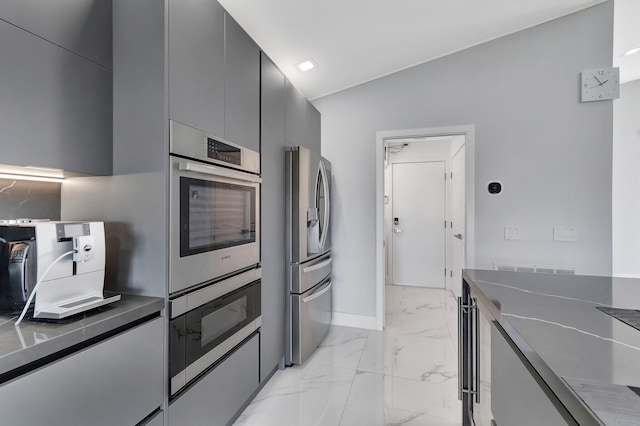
[464,269,640,426]
[0,293,164,379]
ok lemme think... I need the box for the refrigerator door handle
[317,161,330,251]
[302,280,332,303]
[474,297,480,404]
[302,257,332,274]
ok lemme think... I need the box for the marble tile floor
[234,285,462,426]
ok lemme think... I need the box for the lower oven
[169,267,261,396]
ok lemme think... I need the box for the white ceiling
[613,0,640,84]
[219,0,639,100]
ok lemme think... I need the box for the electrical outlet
[554,226,577,242]
[505,226,520,240]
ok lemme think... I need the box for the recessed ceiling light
[296,58,317,72]
[623,47,640,56]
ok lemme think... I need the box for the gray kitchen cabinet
[306,102,322,153]
[0,0,112,69]
[168,334,259,426]
[0,317,164,426]
[225,13,260,152]
[285,80,321,153]
[168,0,260,151]
[169,0,226,139]
[113,0,167,176]
[259,53,287,381]
[285,80,308,147]
[492,323,570,426]
[0,18,112,175]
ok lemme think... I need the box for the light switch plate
[554,226,577,242]
[505,226,520,240]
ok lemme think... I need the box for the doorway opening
[375,125,475,330]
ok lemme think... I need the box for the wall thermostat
[488,181,502,194]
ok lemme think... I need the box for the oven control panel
[207,138,242,166]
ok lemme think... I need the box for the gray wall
[613,79,640,277]
[0,179,60,220]
[313,2,614,318]
[62,0,169,298]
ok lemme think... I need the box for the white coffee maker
[0,220,120,320]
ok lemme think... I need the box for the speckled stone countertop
[0,293,164,379]
[464,269,640,425]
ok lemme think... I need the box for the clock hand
[593,75,603,85]
[600,79,609,86]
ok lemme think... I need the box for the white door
[450,146,465,297]
[392,161,446,287]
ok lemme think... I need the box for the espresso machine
[0,220,120,320]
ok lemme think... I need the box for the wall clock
[581,67,620,102]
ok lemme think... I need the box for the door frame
[375,125,475,330]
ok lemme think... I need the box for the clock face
[581,68,620,102]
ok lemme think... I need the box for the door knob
[454,233,463,240]
[393,228,403,234]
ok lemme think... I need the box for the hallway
[234,286,461,425]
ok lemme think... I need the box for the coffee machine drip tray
[36,294,121,320]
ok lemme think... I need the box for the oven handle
[302,279,332,303]
[170,268,262,318]
[179,161,262,183]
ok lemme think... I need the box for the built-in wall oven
[169,120,261,294]
[169,267,261,396]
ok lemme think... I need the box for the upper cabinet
[169,0,226,140]
[285,81,321,153]
[0,0,112,69]
[225,14,260,153]
[306,102,321,153]
[168,0,260,152]
[0,3,112,176]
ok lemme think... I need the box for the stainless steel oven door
[170,155,261,294]
[169,268,262,396]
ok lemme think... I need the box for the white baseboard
[613,273,640,279]
[331,312,380,330]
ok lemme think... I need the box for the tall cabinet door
[260,53,286,381]
[285,80,307,147]
[285,80,321,153]
[168,0,226,139]
[306,103,321,154]
[225,13,260,152]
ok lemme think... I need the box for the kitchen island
[462,269,640,426]
[0,293,164,426]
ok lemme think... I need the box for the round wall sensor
[488,181,502,194]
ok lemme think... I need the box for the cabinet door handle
[459,296,478,402]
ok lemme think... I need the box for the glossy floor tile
[234,285,461,426]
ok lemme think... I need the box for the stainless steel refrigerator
[286,146,332,365]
